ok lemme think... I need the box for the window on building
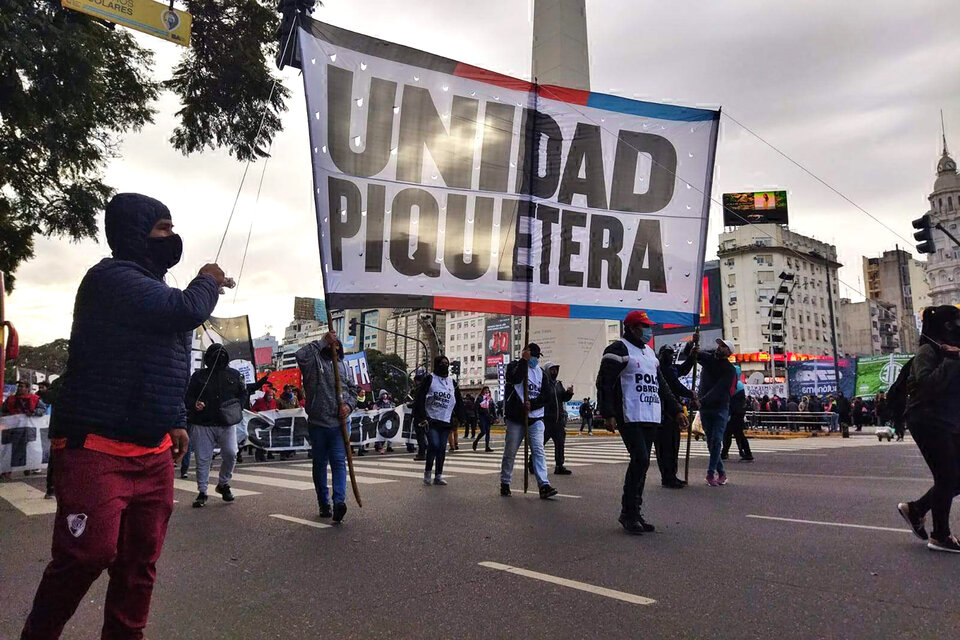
[758,270,775,283]
[727,273,736,286]
[732,327,740,340]
[730,308,738,322]
[757,254,773,266]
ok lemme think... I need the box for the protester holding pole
[500,343,557,499]
[296,331,358,522]
[599,311,686,535]
[20,193,229,639]
[684,338,737,487]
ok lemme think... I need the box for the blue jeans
[426,423,452,477]
[308,426,346,506]
[500,419,548,487]
[701,410,729,475]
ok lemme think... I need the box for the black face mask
[145,234,183,271]
[321,344,344,360]
[435,365,449,377]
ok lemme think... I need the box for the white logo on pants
[66,513,87,538]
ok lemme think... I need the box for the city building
[445,312,525,393]
[862,249,929,352]
[718,223,844,373]
[840,298,900,356]
[923,130,960,306]
[383,308,446,372]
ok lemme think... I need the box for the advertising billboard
[722,191,789,226]
[485,316,512,379]
[653,260,723,346]
[786,358,856,399]
[854,354,913,398]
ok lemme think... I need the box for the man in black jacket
[654,346,693,488]
[184,343,251,507]
[541,361,575,475]
[499,343,558,499]
[599,311,686,535]
[685,338,737,486]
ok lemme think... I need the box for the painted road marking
[738,471,930,482]
[270,514,331,529]
[479,562,654,605]
[0,482,57,516]
[241,467,393,485]
[248,466,448,480]
[349,460,496,475]
[746,515,910,533]
[173,479,260,497]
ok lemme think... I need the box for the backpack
[885,358,912,426]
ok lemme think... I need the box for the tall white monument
[527,0,619,402]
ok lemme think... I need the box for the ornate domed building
[924,129,960,306]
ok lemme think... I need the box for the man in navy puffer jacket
[21,193,228,640]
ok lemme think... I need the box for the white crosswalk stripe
[250,465,439,480]
[0,482,57,516]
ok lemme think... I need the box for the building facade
[923,134,960,306]
[862,249,929,353]
[718,224,844,365]
[383,309,446,373]
[840,298,900,356]
[445,312,525,393]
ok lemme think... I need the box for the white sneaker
[927,536,960,553]
[433,476,448,486]
[423,474,432,486]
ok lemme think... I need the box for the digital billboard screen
[484,316,512,379]
[722,191,788,226]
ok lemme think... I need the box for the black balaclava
[104,193,181,278]
[434,356,450,377]
[921,305,960,348]
[203,343,230,370]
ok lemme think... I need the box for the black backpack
[885,358,913,426]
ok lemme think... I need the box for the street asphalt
[1,432,957,639]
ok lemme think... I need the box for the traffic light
[348,318,358,337]
[913,214,935,254]
[450,361,461,376]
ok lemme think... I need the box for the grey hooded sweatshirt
[295,339,358,429]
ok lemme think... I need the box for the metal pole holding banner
[522,316,530,494]
[683,327,701,484]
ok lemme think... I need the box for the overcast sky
[7,0,959,346]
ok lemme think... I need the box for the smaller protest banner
[1,414,49,473]
[344,352,372,393]
[266,369,302,391]
[744,383,788,399]
[855,354,913,398]
[244,406,416,451]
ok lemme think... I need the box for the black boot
[332,502,347,523]
[215,484,235,502]
[192,492,208,508]
[554,466,572,475]
[618,513,643,535]
[539,484,558,500]
[319,503,333,518]
[500,483,511,497]
[637,514,655,532]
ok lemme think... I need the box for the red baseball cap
[623,310,656,327]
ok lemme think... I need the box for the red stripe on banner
[538,84,590,105]
[453,63,534,92]
[434,296,570,318]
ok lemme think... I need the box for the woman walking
[897,305,960,553]
[473,386,495,452]
[414,356,465,486]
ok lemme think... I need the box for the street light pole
[816,251,845,436]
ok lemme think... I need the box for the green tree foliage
[364,349,410,402]
[0,1,317,290]
[4,338,70,383]
[0,0,158,291]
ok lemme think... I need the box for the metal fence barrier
[745,411,838,433]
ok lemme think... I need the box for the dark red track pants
[21,447,174,640]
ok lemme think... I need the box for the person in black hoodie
[655,345,694,488]
[413,356,465,486]
[897,305,960,553]
[541,362,575,475]
[499,343,558,499]
[722,382,754,461]
[184,343,250,507]
[685,338,737,486]
[598,311,685,535]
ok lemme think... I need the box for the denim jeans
[474,413,493,449]
[308,426,346,506]
[500,419,548,487]
[701,409,729,475]
[425,423,453,477]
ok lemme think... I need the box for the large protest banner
[244,406,415,450]
[855,354,912,398]
[299,19,719,324]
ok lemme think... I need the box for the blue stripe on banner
[568,306,698,326]
[585,93,717,122]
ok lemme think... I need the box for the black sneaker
[554,466,572,475]
[414,454,426,461]
[539,485,558,500]
[485,447,495,453]
[180,472,189,479]
[192,492,208,508]
[927,535,960,553]
[618,514,644,535]
[720,452,729,460]
[500,483,511,497]
[637,515,656,532]
[215,484,235,502]
[319,503,332,518]
[897,502,928,540]
[332,502,347,523]
[662,478,685,489]
[740,455,755,462]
